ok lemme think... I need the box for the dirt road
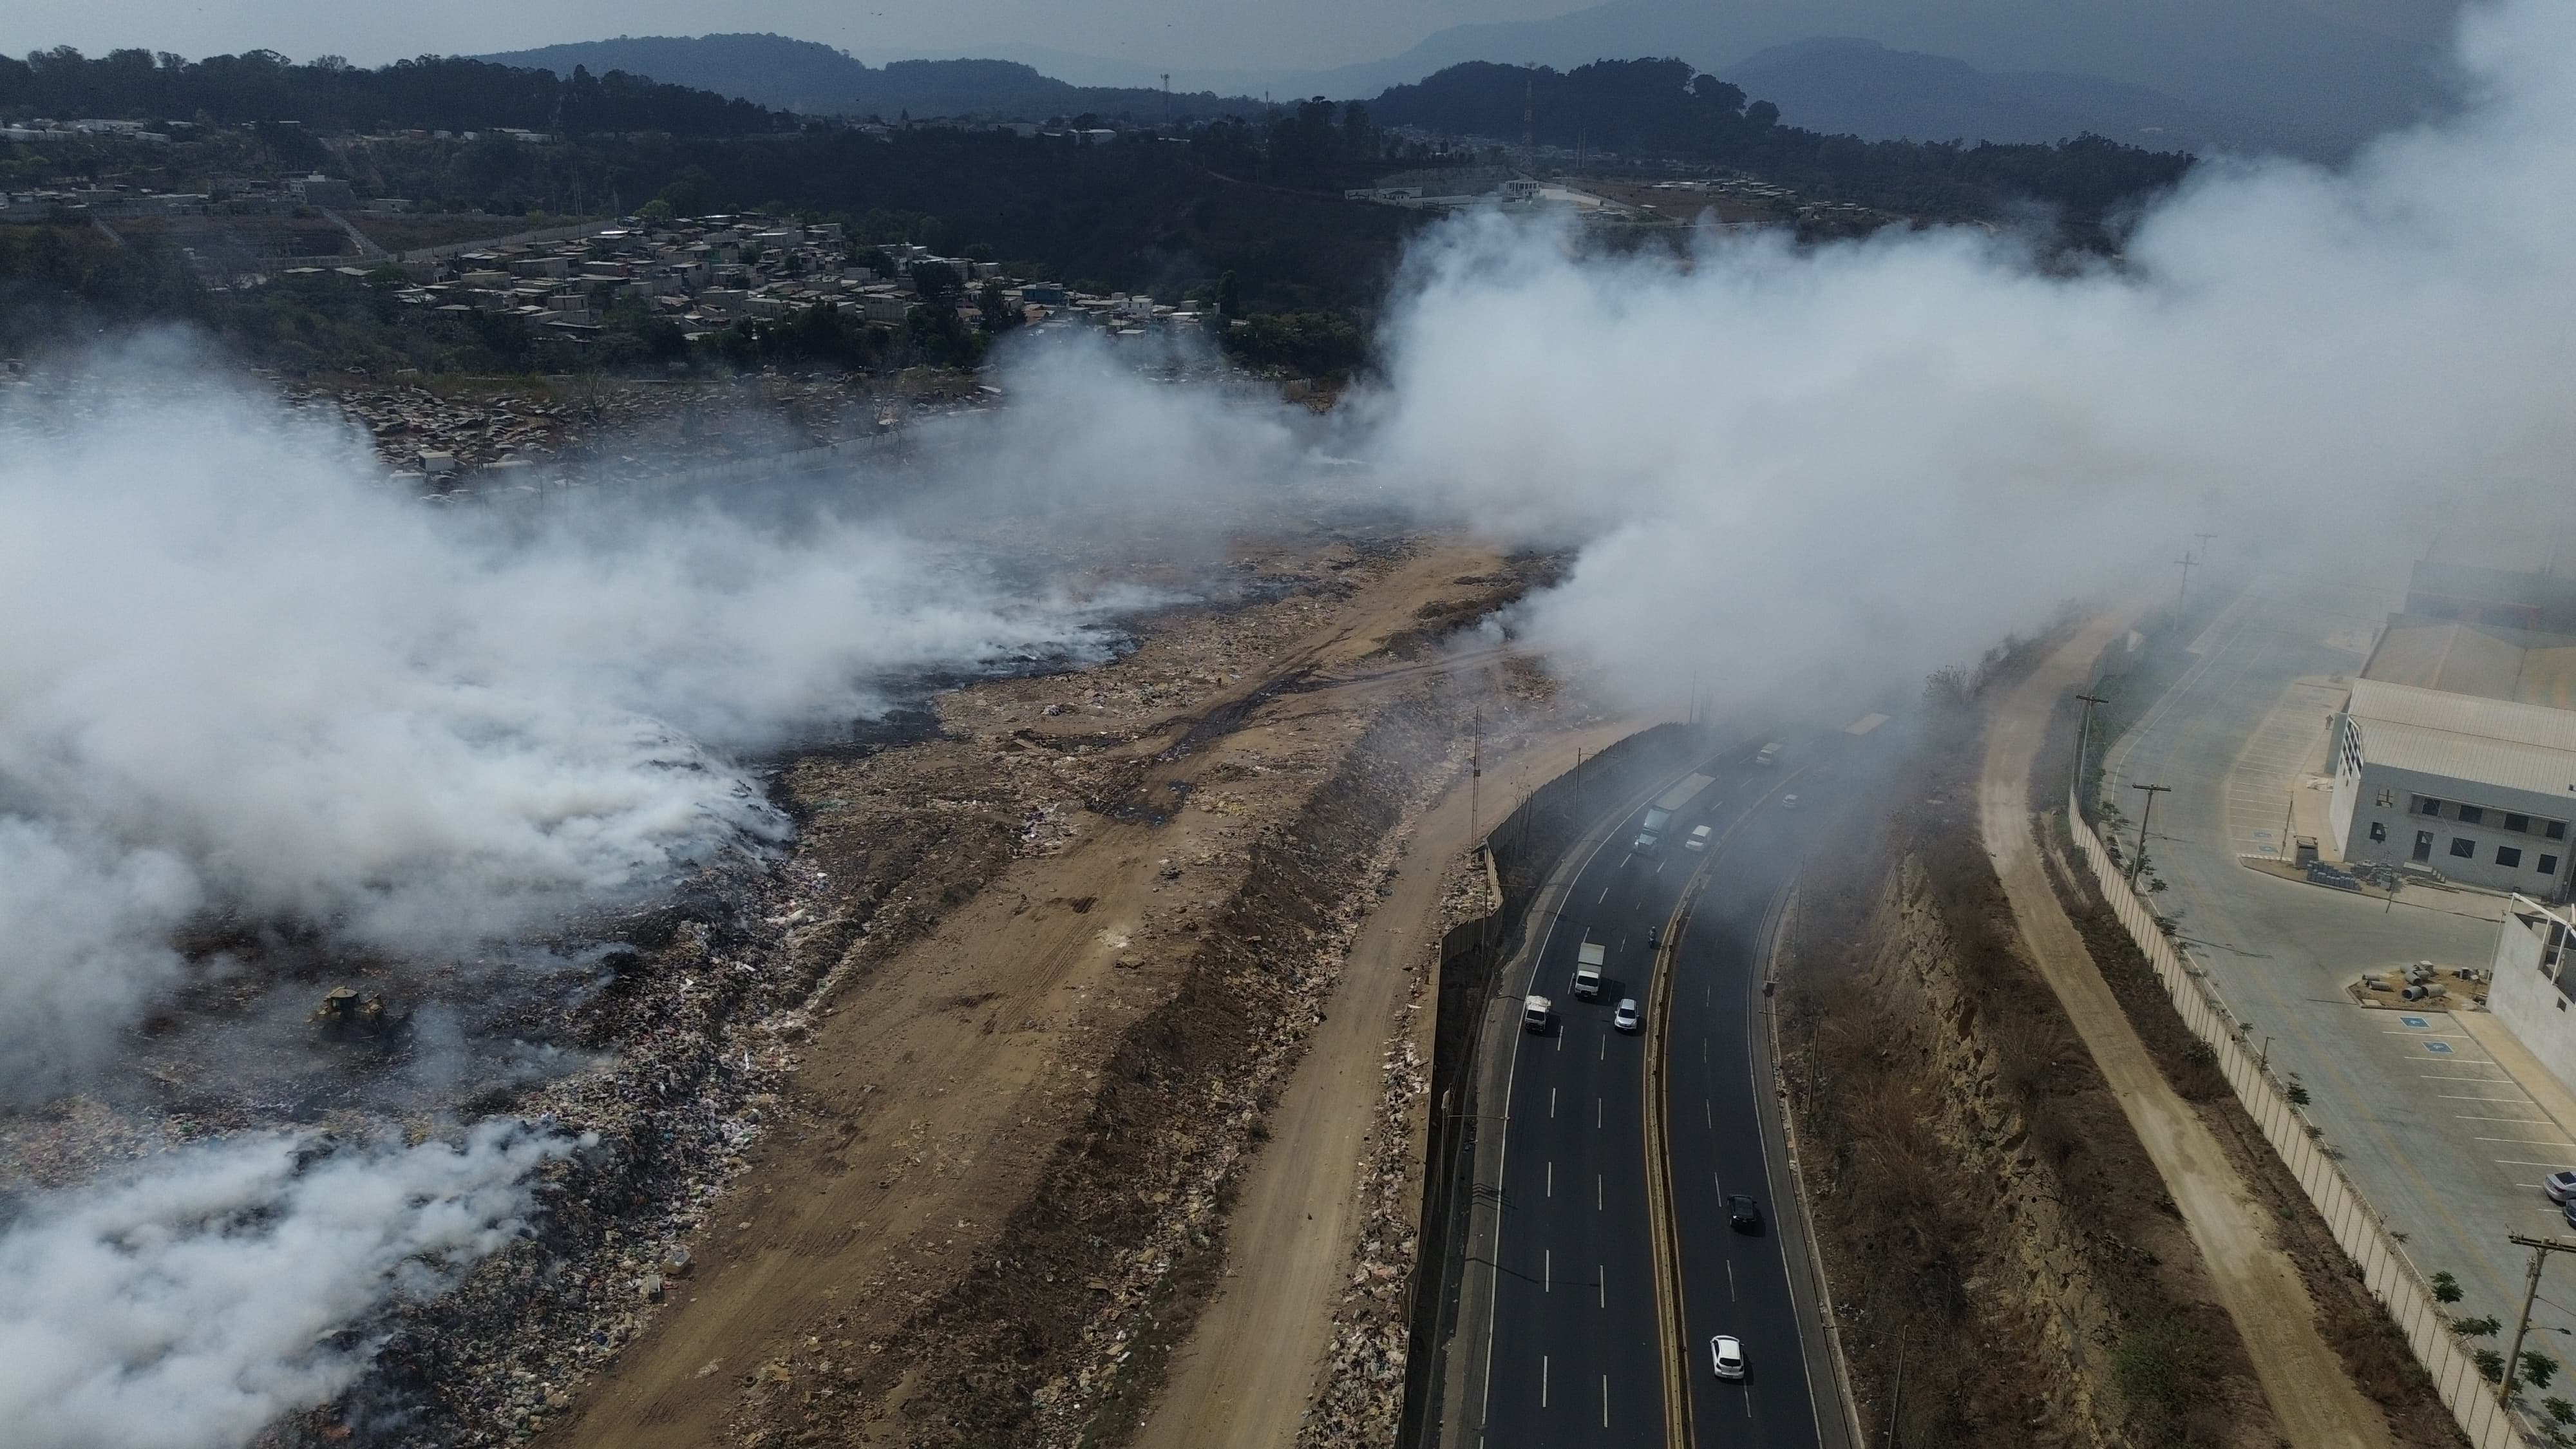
[547,542,1532,1449]
[1981,618,2394,1449]
[1133,720,1638,1449]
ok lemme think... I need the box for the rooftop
[2347,677,2576,799]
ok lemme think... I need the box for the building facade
[2328,677,2576,898]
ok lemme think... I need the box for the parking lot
[2102,576,2576,1354]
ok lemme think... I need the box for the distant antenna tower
[1161,72,1170,127]
[1522,68,1535,151]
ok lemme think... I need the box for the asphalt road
[1666,796,1829,1449]
[1481,738,1846,1448]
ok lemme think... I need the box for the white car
[1710,1334,1745,1381]
[1685,825,1712,852]
[1780,793,1801,811]
[1613,998,1641,1032]
[2549,1169,2576,1204]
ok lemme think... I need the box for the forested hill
[477,33,1264,123]
[0,48,776,135]
[1371,58,2193,215]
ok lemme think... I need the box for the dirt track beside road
[1982,615,2395,1449]
[1133,719,1639,1449]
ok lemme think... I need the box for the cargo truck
[1573,939,1606,998]
[1633,772,1717,853]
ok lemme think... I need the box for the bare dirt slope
[1134,720,1638,1449]
[1982,615,2395,1449]
[547,538,1545,1449]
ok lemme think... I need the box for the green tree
[977,279,1019,334]
[909,259,963,310]
[2432,1271,2463,1304]
[2528,1352,2561,1390]
[655,164,720,216]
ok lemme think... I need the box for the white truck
[1573,939,1606,999]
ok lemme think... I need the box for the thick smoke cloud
[6,0,2571,1440]
[0,1122,573,1449]
[1359,0,2576,715]
[0,350,1166,1092]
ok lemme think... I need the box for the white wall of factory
[2326,682,2576,900]
[2329,742,2576,895]
[2490,898,2576,1101]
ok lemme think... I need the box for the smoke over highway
[1358,0,2575,716]
[3,0,2571,1440]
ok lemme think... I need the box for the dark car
[1728,1194,1762,1233]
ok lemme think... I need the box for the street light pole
[2130,783,2172,884]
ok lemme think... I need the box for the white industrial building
[2489,897,2576,1098]
[2327,677,2576,897]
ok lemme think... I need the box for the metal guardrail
[2068,785,2531,1448]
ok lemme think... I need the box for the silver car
[2546,1169,2576,1204]
[1710,1334,1745,1380]
[1613,998,1641,1032]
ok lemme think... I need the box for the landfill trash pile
[1298,849,1490,1448]
[890,702,1471,1449]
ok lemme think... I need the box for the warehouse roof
[2363,615,2576,711]
[2347,678,2576,799]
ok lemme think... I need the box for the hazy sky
[1,0,1593,74]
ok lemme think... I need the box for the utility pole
[2074,691,2109,815]
[2500,1233,2576,1405]
[1885,1336,1908,1449]
[2176,552,2199,608]
[1470,709,1482,845]
[2195,531,2218,562]
[2130,783,2172,883]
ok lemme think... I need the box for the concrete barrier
[2068,784,2530,1448]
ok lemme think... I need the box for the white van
[1522,994,1551,1031]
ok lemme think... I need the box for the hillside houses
[380,213,1215,346]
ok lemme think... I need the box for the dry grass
[1781,643,2273,1448]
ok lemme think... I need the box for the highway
[1475,735,1857,1448]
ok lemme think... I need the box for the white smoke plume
[1358,0,2576,716]
[0,1122,574,1449]
[0,346,1176,1092]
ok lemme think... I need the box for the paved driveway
[2101,578,2576,1353]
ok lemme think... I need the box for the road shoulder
[1749,886,1861,1449]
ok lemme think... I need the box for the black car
[1728,1194,1763,1233]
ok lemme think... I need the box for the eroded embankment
[1782,677,2278,1447]
[864,694,1463,1445]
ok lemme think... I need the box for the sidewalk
[2455,1010,2576,1162]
